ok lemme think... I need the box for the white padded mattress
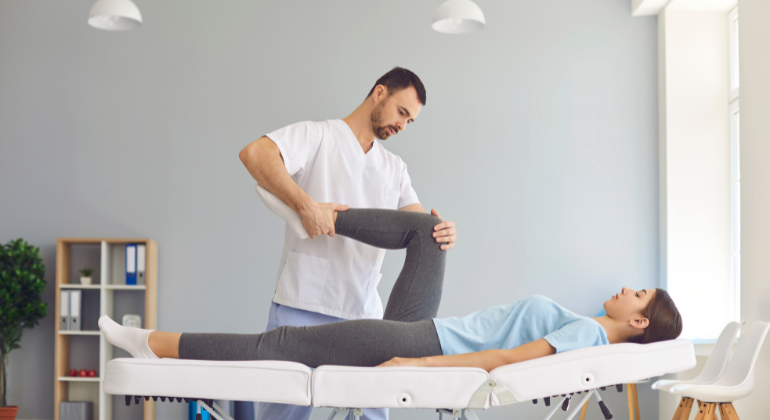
[488,338,695,405]
[312,366,489,409]
[104,339,695,409]
[104,358,313,406]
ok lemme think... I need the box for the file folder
[137,244,146,285]
[60,290,70,331]
[126,244,137,285]
[70,290,81,331]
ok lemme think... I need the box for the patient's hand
[376,357,426,368]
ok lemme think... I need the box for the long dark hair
[627,288,683,344]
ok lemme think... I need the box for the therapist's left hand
[431,209,456,251]
[376,357,426,368]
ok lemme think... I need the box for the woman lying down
[100,209,683,372]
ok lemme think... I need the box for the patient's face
[604,287,655,321]
[370,86,422,140]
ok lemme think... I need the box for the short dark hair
[628,288,683,344]
[367,67,426,105]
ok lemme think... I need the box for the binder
[60,290,70,331]
[70,290,81,331]
[126,244,137,285]
[136,244,146,285]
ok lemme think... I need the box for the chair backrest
[692,321,743,383]
[719,320,770,386]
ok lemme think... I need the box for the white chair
[653,321,742,393]
[668,321,770,420]
[653,321,741,420]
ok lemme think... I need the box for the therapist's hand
[431,209,456,251]
[300,201,349,238]
[376,357,427,368]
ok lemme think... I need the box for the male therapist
[238,67,457,420]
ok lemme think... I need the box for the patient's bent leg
[334,209,446,322]
[178,319,442,366]
[256,185,447,321]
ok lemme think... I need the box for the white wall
[734,0,770,418]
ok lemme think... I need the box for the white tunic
[266,119,420,320]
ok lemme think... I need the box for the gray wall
[0,0,659,419]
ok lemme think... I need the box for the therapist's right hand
[300,202,349,238]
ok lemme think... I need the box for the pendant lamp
[432,0,486,34]
[88,0,142,31]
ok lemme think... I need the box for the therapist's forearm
[239,137,315,215]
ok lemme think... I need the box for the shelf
[56,238,158,420]
[105,285,146,290]
[58,376,101,382]
[58,238,152,244]
[59,331,101,336]
[58,284,146,290]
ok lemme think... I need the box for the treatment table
[105,338,695,420]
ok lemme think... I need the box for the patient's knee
[416,213,442,238]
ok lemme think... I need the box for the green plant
[79,268,93,277]
[0,239,47,407]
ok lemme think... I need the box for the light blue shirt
[432,295,609,355]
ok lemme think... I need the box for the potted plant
[0,239,47,419]
[79,268,93,285]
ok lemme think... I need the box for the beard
[370,102,398,140]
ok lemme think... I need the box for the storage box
[60,401,93,420]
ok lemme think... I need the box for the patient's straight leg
[178,318,443,366]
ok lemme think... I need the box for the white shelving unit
[55,238,158,420]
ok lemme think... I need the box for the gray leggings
[179,209,446,367]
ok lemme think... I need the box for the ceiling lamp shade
[88,0,142,31]
[432,0,486,34]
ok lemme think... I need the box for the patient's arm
[377,338,556,372]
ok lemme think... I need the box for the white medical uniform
[266,119,419,320]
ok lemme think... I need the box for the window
[659,6,740,341]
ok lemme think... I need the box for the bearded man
[238,67,458,420]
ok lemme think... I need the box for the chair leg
[719,403,741,420]
[709,403,720,420]
[708,402,718,420]
[672,397,694,420]
[627,384,634,420]
[631,383,640,420]
[579,399,588,420]
[680,398,694,420]
[694,402,717,420]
